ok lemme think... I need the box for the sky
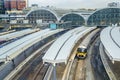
[28,0,120,9]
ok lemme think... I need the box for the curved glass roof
[60,13,85,27]
[26,8,58,23]
[87,8,120,26]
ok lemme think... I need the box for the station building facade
[26,8,86,27]
[26,7,120,27]
[1,7,120,27]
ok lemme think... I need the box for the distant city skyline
[28,0,120,9]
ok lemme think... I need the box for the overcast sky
[28,0,120,9]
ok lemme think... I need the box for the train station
[0,1,120,80]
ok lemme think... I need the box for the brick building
[4,0,27,11]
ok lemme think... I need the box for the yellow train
[76,46,87,59]
[76,28,100,59]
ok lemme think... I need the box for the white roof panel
[0,29,50,61]
[100,27,120,61]
[43,27,86,60]
[0,29,64,61]
[0,29,39,41]
[43,27,96,64]
[0,29,64,62]
[0,29,49,55]
[43,27,88,63]
[56,27,95,63]
[111,27,120,47]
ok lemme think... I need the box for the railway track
[66,54,86,80]
[62,29,100,80]
[62,36,85,80]
[31,64,49,80]
[10,41,54,80]
[74,59,86,80]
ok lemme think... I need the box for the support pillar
[85,20,87,26]
[52,64,57,80]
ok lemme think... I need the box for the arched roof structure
[26,8,58,23]
[87,8,120,26]
[60,13,85,27]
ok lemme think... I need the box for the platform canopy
[100,27,120,62]
[0,29,39,41]
[43,27,96,65]
[0,29,63,62]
